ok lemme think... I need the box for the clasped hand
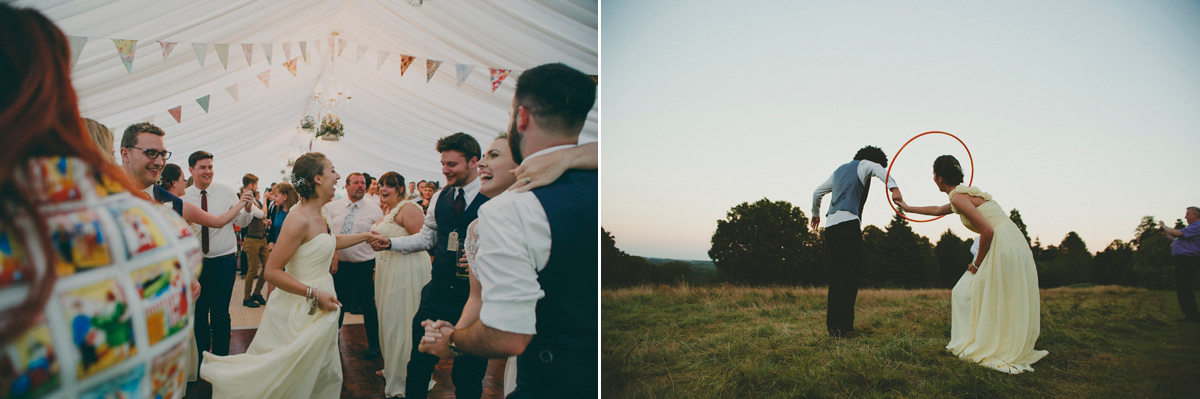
[366,231,390,251]
[417,319,457,358]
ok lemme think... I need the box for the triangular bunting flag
[455,64,474,88]
[356,45,368,63]
[68,36,88,69]
[214,43,230,70]
[158,41,177,65]
[257,70,271,88]
[338,39,348,58]
[196,95,210,114]
[241,44,254,66]
[426,59,442,83]
[192,43,207,67]
[489,68,511,93]
[168,106,182,124]
[226,84,239,102]
[112,39,138,73]
[299,41,308,61]
[143,115,155,125]
[284,58,298,76]
[399,55,415,76]
[261,43,273,65]
[377,51,389,70]
[282,42,292,61]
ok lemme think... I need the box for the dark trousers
[405,302,487,399]
[824,221,863,336]
[195,253,236,356]
[1173,255,1200,319]
[335,259,380,350]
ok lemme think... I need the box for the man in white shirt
[371,132,490,399]
[182,150,258,357]
[810,146,905,338]
[324,172,384,358]
[418,63,598,398]
[118,123,249,223]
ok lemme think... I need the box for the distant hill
[645,257,717,279]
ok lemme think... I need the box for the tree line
[602,198,1184,290]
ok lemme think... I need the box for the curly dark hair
[933,155,964,186]
[853,145,888,168]
[292,152,327,200]
[436,132,481,162]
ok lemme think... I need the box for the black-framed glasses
[128,146,172,160]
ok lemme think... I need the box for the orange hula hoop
[884,131,973,223]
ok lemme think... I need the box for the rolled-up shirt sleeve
[474,192,550,335]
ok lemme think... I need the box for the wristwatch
[448,339,465,357]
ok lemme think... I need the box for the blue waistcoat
[828,160,871,218]
[422,186,488,309]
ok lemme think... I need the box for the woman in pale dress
[371,171,432,399]
[200,152,386,398]
[424,136,598,395]
[893,155,1047,374]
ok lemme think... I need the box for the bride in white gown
[201,152,385,398]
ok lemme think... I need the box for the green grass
[602,285,1200,398]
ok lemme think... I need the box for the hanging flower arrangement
[317,113,344,139]
[300,115,316,131]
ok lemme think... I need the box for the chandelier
[310,32,350,141]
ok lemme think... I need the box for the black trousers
[1173,255,1200,319]
[405,300,487,399]
[335,259,380,350]
[195,253,236,356]
[824,221,863,336]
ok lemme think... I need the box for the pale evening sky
[601,0,1200,260]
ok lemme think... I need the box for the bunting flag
[261,43,273,65]
[69,36,88,69]
[356,45,368,63]
[399,55,415,76]
[159,41,177,65]
[214,43,230,70]
[142,115,155,124]
[192,43,207,67]
[298,41,307,61]
[282,42,292,60]
[241,44,254,66]
[196,95,210,113]
[426,59,442,83]
[377,51,389,70]
[168,106,182,124]
[257,70,271,88]
[112,39,138,73]
[489,68,511,93]
[284,58,298,76]
[336,38,344,58]
[225,84,239,102]
[455,64,474,88]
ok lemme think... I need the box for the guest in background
[241,174,269,308]
[83,117,115,164]
[157,163,187,197]
[416,181,437,213]
[1161,207,1200,322]
[365,173,382,205]
[406,181,419,200]
[324,172,384,359]
[266,182,300,297]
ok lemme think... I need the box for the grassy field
[602,284,1200,398]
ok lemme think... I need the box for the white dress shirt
[182,183,254,258]
[473,144,577,335]
[324,197,384,262]
[811,160,899,228]
[387,177,481,254]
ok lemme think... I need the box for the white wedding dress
[200,233,342,398]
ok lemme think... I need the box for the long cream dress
[200,234,342,398]
[946,186,1048,374]
[373,200,432,397]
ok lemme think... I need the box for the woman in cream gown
[201,152,385,398]
[372,172,432,398]
[895,155,1047,374]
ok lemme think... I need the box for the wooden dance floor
[184,323,508,398]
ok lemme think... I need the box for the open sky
[601,0,1200,260]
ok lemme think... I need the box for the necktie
[341,203,356,234]
[200,190,209,254]
[452,188,466,218]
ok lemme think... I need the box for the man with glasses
[119,122,251,222]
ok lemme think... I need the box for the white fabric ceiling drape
[18,0,597,190]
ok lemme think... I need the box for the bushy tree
[934,229,972,288]
[1132,216,1175,289]
[602,228,659,288]
[1093,239,1135,286]
[859,214,936,288]
[709,198,821,285]
[1009,209,1032,247]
